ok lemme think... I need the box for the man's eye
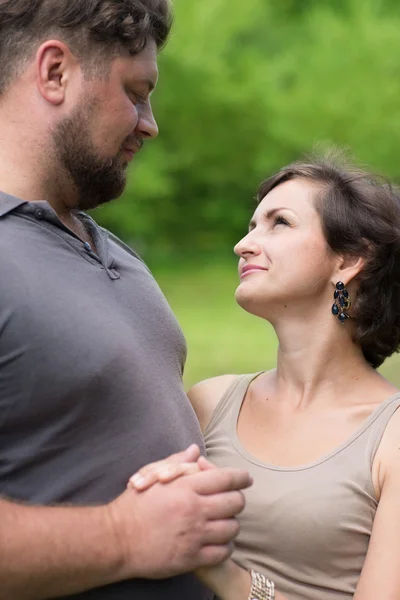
[129,91,144,105]
[274,215,290,227]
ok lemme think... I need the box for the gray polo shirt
[0,193,211,599]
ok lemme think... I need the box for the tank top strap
[205,372,264,435]
[368,392,400,465]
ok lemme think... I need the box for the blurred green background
[95,0,400,388]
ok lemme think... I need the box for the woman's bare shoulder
[187,375,239,432]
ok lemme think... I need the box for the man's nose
[138,103,159,140]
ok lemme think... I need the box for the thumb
[180,444,201,463]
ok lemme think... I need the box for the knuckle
[151,460,167,472]
[231,519,240,537]
[236,490,245,510]
[140,462,159,476]
[225,491,245,515]
[174,487,196,516]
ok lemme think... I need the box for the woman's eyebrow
[249,206,291,229]
[264,207,289,218]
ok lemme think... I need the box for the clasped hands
[127,445,252,598]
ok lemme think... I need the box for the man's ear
[35,40,77,106]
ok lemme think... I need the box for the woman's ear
[332,253,367,288]
[332,239,372,287]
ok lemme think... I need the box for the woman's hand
[128,448,215,492]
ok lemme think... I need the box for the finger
[203,519,240,546]
[128,461,167,490]
[141,445,200,476]
[158,462,200,482]
[196,544,234,569]
[182,444,201,462]
[203,491,246,520]
[134,459,168,478]
[129,460,170,489]
[189,467,253,495]
[129,462,201,491]
[129,445,201,488]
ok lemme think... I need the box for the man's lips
[122,146,140,157]
[122,141,143,159]
[240,264,268,279]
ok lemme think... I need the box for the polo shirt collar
[0,192,28,217]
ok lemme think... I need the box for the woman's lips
[240,265,268,279]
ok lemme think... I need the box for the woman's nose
[234,231,261,258]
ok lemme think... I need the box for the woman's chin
[235,289,269,320]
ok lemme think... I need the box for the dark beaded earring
[331,281,351,324]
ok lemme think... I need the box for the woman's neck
[271,311,376,409]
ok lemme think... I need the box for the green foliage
[95,0,400,262]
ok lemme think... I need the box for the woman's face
[234,178,338,321]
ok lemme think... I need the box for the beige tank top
[204,373,400,600]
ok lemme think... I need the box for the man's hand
[108,459,252,580]
[0,447,251,598]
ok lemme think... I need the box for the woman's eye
[274,215,290,227]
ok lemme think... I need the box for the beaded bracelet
[248,569,275,600]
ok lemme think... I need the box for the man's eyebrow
[136,78,157,93]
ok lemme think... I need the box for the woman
[130,155,400,599]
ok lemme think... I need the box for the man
[0,1,251,598]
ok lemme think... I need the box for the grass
[153,262,400,390]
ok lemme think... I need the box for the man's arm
[0,498,123,599]
[0,447,251,599]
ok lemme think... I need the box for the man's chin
[78,182,128,211]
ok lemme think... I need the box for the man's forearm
[0,498,124,599]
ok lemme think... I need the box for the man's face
[52,40,159,210]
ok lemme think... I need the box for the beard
[51,100,129,211]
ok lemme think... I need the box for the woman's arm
[196,559,288,600]
[188,375,238,432]
[353,408,400,599]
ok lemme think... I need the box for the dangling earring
[331,281,351,324]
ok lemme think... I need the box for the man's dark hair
[257,152,400,369]
[0,0,172,91]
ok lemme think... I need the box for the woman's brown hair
[257,153,400,369]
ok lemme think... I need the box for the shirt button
[107,269,120,280]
